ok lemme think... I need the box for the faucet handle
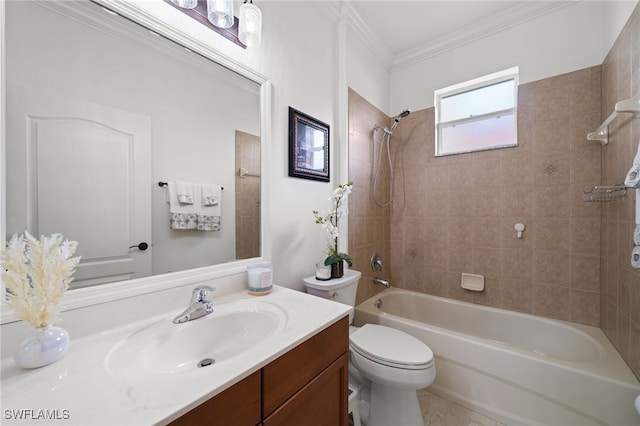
[192,286,216,303]
[371,253,383,272]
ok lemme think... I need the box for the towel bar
[587,94,640,145]
[158,181,224,190]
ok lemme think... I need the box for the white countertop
[1,286,351,425]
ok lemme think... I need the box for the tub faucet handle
[371,253,383,272]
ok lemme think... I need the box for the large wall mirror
[2,0,270,318]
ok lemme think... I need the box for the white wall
[389,1,609,113]
[602,1,639,54]
[131,1,343,290]
[346,25,391,115]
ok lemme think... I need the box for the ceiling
[335,1,576,69]
[350,1,526,54]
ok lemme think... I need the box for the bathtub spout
[373,277,390,288]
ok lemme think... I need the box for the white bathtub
[353,288,640,426]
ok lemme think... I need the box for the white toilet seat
[350,324,433,370]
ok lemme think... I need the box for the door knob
[129,242,149,251]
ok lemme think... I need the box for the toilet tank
[303,269,362,311]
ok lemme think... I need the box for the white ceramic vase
[14,325,70,369]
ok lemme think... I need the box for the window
[435,67,518,156]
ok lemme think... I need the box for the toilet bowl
[303,270,435,426]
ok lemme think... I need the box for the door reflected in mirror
[5,1,261,288]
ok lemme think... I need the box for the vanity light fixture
[207,0,234,29]
[163,0,261,49]
[239,0,262,47]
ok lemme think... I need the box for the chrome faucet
[373,277,390,288]
[173,286,216,324]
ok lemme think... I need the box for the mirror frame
[0,0,272,324]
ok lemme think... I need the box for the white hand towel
[167,182,197,215]
[201,184,221,206]
[176,181,195,204]
[634,225,640,246]
[196,184,221,231]
[625,165,640,188]
[624,139,640,188]
[197,185,222,216]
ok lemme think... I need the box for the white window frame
[434,66,519,157]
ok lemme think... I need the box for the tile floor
[417,390,505,426]
[349,389,504,426]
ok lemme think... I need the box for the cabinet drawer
[169,370,261,426]
[263,353,349,426]
[262,316,349,417]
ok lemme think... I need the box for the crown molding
[314,1,577,72]
[344,3,394,70]
[313,1,341,22]
[314,1,394,70]
[392,1,578,70]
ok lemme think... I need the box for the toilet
[303,269,435,426]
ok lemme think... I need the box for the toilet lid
[350,324,433,368]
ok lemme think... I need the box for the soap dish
[461,273,484,292]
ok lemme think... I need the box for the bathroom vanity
[0,286,351,426]
[171,317,349,426]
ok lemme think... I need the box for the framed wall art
[288,107,329,182]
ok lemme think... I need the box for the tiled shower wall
[349,66,603,325]
[235,130,261,260]
[348,89,392,305]
[347,1,640,383]
[600,3,640,379]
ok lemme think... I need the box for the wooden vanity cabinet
[262,353,349,426]
[168,316,349,426]
[262,317,349,426]
[168,370,261,426]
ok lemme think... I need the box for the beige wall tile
[348,23,640,374]
[533,284,570,321]
[571,218,600,256]
[534,119,571,154]
[571,289,600,326]
[533,86,570,123]
[534,185,570,218]
[534,250,570,286]
[571,254,600,292]
[502,279,533,313]
[502,249,533,281]
[535,219,570,252]
[534,153,571,186]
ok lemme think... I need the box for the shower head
[397,109,411,119]
[385,108,411,135]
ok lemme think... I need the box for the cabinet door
[169,371,261,426]
[263,353,349,426]
[262,317,349,417]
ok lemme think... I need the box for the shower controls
[371,253,383,271]
[514,223,526,239]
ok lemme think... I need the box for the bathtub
[353,288,640,426]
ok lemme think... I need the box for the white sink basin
[106,300,287,379]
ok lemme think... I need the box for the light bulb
[207,0,234,29]
[239,1,262,47]
[169,0,197,9]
